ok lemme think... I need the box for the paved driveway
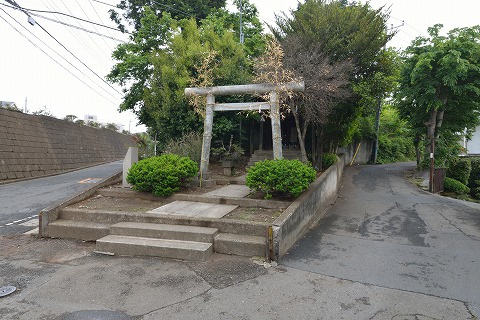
[283,162,480,318]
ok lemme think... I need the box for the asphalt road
[0,161,122,236]
[283,162,480,318]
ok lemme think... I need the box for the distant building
[84,114,97,122]
[0,101,17,108]
[463,126,480,155]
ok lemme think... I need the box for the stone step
[109,222,218,243]
[96,235,213,261]
[214,233,266,257]
[45,219,111,241]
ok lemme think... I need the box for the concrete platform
[148,201,238,219]
[204,184,251,198]
[96,235,213,261]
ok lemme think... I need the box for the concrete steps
[46,220,111,241]
[96,235,213,262]
[109,222,218,243]
[214,233,266,257]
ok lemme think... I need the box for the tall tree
[109,0,226,32]
[107,2,264,141]
[397,24,480,168]
[272,0,396,159]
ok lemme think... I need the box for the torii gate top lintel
[185,81,304,97]
[184,81,304,180]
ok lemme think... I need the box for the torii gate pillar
[200,94,215,179]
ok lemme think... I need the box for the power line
[0,9,119,105]
[27,11,126,42]
[91,0,116,8]
[5,0,122,95]
[40,0,111,73]
[74,0,113,52]
[60,0,113,67]
[0,1,128,33]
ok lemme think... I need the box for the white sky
[1,0,479,133]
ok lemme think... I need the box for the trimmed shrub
[444,177,470,195]
[246,159,316,199]
[322,153,338,170]
[127,154,198,197]
[446,157,471,185]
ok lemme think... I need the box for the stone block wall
[0,108,135,182]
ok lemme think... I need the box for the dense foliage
[246,159,316,199]
[397,24,480,167]
[446,157,471,185]
[127,154,198,196]
[272,0,398,162]
[377,104,415,164]
[107,2,264,148]
[321,153,338,170]
[164,132,203,164]
[444,177,470,195]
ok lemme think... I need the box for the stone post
[200,94,215,179]
[270,91,283,159]
[122,146,138,187]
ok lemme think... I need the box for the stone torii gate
[184,81,304,178]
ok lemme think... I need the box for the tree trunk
[414,134,421,166]
[292,106,308,163]
[435,109,445,139]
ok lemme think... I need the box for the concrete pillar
[270,91,283,159]
[122,146,138,187]
[200,94,215,179]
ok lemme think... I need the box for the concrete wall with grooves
[0,108,135,182]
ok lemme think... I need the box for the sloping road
[0,161,122,236]
[283,162,480,318]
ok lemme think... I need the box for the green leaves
[127,154,198,197]
[397,24,480,166]
[246,159,316,199]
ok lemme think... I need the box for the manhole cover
[0,286,16,297]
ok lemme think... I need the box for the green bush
[246,159,316,199]
[127,154,198,197]
[468,158,480,187]
[444,177,470,195]
[322,153,338,170]
[472,186,480,199]
[446,157,471,185]
[164,132,203,164]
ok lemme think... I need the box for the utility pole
[24,97,27,113]
[239,0,244,44]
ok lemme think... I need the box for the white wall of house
[467,125,480,155]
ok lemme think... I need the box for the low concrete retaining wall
[0,108,135,182]
[272,155,345,260]
[339,139,373,165]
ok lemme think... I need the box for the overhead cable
[0,10,119,105]
[0,2,128,33]
[4,0,122,95]
[27,11,126,42]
